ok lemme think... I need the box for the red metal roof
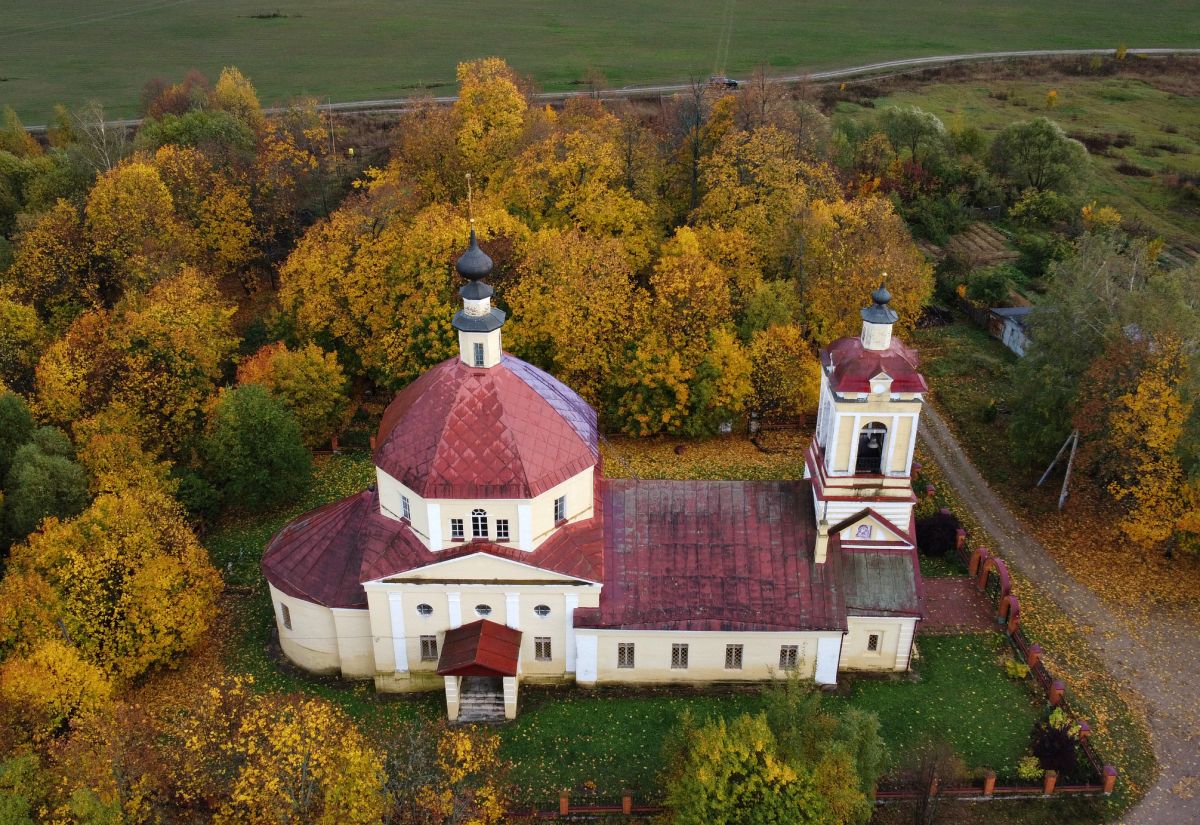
[436,619,522,676]
[373,355,599,499]
[821,336,928,395]
[575,479,846,632]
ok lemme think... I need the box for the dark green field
[2,0,1199,122]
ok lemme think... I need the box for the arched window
[471,508,487,539]
[856,422,887,475]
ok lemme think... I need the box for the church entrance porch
[436,619,521,721]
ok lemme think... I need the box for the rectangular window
[496,519,510,541]
[779,645,799,670]
[473,342,485,367]
[867,633,880,652]
[280,603,292,631]
[401,495,411,520]
[725,644,743,670]
[534,637,552,661]
[420,635,438,661]
[618,642,635,669]
[671,643,689,669]
[450,518,464,540]
[554,495,566,523]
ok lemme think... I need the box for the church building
[261,233,927,721]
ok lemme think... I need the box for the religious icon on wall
[855,524,872,539]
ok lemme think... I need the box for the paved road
[27,47,1200,132]
[919,405,1200,824]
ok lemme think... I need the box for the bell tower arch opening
[855,422,888,475]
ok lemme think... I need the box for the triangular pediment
[831,509,911,546]
[370,551,595,585]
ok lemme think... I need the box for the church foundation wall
[269,584,342,675]
[331,607,375,678]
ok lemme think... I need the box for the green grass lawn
[838,74,1200,241]
[3,1,1199,122]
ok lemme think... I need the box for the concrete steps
[458,692,505,722]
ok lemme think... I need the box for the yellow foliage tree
[7,198,94,320]
[198,179,258,278]
[85,161,192,296]
[1106,337,1192,548]
[0,292,44,393]
[218,695,389,825]
[454,58,528,184]
[0,639,112,741]
[608,330,693,437]
[411,725,507,825]
[749,324,823,418]
[33,309,111,428]
[8,486,221,680]
[650,226,734,351]
[0,569,62,660]
[212,67,265,133]
[797,196,933,343]
[237,342,350,448]
[506,228,649,405]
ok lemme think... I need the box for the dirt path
[918,406,1200,824]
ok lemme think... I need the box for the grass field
[2,1,1199,122]
[839,74,1200,241]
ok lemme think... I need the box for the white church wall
[331,607,375,678]
[842,616,918,672]
[576,630,839,685]
[375,466,594,554]
[269,583,342,675]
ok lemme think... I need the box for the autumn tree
[797,196,934,344]
[988,117,1088,195]
[383,722,509,825]
[0,296,43,394]
[217,695,389,824]
[201,385,312,511]
[607,331,693,437]
[0,640,112,742]
[664,712,832,824]
[505,229,649,405]
[85,161,191,298]
[7,485,221,680]
[749,324,823,419]
[5,199,93,324]
[236,342,350,449]
[454,58,529,184]
[0,392,34,480]
[1106,337,1192,549]
[878,107,949,168]
[211,67,266,133]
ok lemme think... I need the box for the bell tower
[807,280,928,562]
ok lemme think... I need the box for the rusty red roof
[436,619,522,677]
[261,483,604,609]
[574,479,846,632]
[821,336,928,395]
[373,355,598,499]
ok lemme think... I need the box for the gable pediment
[831,509,911,546]
[370,551,596,585]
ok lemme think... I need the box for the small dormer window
[401,495,411,520]
[473,342,485,367]
[554,495,566,523]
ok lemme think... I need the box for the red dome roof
[374,355,599,499]
[820,336,928,394]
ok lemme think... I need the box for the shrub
[1017,754,1043,781]
[915,509,961,558]
[965,266,1014,307]
[3,442,90,546]
[1004,657,1030,679]
[1031,708,1081,777]
[201,385,312,512]
[0,392,34,480]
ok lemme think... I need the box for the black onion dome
[861,277,899,325]
[455,229,493,281]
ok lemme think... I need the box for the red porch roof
[436,620,522,677]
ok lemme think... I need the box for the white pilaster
[505,592,520,630]
[517,504,532,551]
[895,620,916,672]
[447,592,462,628]
[846,414,863,475]
[427,502,442,551]
[564,593,579,673]
[388,592,408,673]
[815,636,841,685]
[575,634,598,684]
[905,420,919,476]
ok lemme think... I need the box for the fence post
[1049,680,1064,706]
[929,775,940,798]
[956,527,967,553]
[1078,720,1091,741]
[925,483,936,499]
[1043,770,1057,795]
[622,793,633,815]
[1027,644,1042,670]
[983,769,996,798]
[369,434,377,450]
[559,792,569,816]
[1103,765,1118,795]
